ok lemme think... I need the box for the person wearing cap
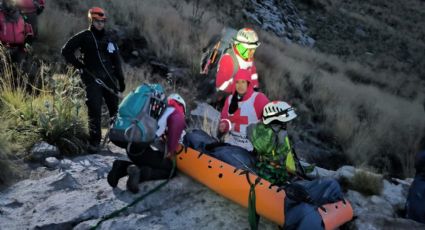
[215,27,260,94]
[218,69,268,151]
[61,7,125,152]
[107,93,187,193]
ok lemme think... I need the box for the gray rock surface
[0,146,277,230]
[243,0,315,47]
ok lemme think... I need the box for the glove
[119,80,126,92]
[218,119,231,134]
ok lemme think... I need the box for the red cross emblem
[231,109,248,132]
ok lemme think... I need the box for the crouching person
[107,93,186,193]
[248,101,346,230]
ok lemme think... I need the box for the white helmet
[168,93,186,114]
[262,101,297,125]
[234,28,260,49]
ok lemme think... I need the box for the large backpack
[200,27,238,76]
[109,83,166,153]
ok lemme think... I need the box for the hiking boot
[107,160,130,188]
[87,144,101,154]
[126,164,141,193]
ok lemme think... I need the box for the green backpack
[109,83,166,152]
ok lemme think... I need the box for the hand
[218,119,230,134]
[165,151,175,159]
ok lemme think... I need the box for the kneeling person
[107,93,186,193]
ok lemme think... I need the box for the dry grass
[256,32,425,177]
[0,134,21,187]
[344,169,384,196]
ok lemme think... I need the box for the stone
[30,141,60,162]
[44,157,60,169]
[382,180,408,212]
[131,50,139,57]
[336,165,356,180]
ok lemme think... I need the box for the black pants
[85,83,118,146]
[113,148,175,182]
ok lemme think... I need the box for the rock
[336,165,356,180]
[0,151,278,229]
[243,0,314,47]
[131,50,139,57]
[346,190,394,217]
[348,213,425,230]
[60,159,73,169]
[30,141,60,162]
[44,157,60,169]
[382,180,408,212]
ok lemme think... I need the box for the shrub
[0,47,88,155]
[0,135,21,187]
[347,170,384,196]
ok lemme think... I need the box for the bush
[347,170,384,196]
[0,135,21,187]
[0,47,88,155]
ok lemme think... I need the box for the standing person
[107,93,187,193]
[61,7,125,152]
[218,69,268,151]
[406,135,425,224]
[0,0,33,64]
[213,28,260,108]
[15,0,45,37]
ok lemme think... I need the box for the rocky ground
[1,104,425,230]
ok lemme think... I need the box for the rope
[244,172,261,230]
[90,158,177,229]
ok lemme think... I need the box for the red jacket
[215,46,259,93]
[0,10,33,46]
[15,0,45,14]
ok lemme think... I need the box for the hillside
[1,0,425,229]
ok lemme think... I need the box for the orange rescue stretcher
[176,145,353,229]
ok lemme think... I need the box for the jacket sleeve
[61,32,86,69]
[166,110,186,153]
[254,93,269,120]
[216,54,235,93]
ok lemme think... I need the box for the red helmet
[88,7,106,21]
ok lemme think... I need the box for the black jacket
[61,27,124,91]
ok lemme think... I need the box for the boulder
[30,141,60,162]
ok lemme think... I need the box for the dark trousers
[85,83,118,146]
[112,148,175,182]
